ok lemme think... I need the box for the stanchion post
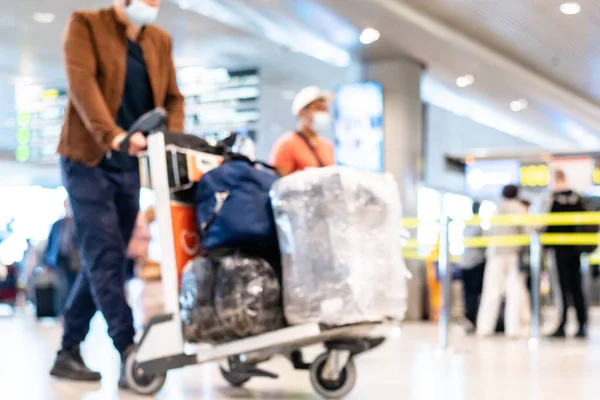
[529,231,542,344]
[580,253,591,307]
[438,215,451,351]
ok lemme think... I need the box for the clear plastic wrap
[180,253,285,343]
[270,166,408,326]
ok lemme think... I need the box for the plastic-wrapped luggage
[270,166,408,327]
[180,253,285,344]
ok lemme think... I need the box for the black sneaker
[50,346,102,381]
[548,328,566,339]
[575,326,587,339]
[119,345,135,389]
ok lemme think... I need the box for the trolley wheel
[124,349,167,396]
[220,357,251,387]
[309,352,357,399]
[220,366,251,387]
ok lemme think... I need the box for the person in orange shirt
[270,86,335,176]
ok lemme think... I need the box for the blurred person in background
[546,169,588,338]
[477,185,531,339]
[270,86,335,176]
[50,0,184,386]
[19,239,37,278]
[518,199,534,328]
[45,200,80,311]
[17,239,38,301]
[459,201,486,333]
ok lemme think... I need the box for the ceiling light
[560,2,581,15]
[456,74,475,88]
[360,28,380,45]
[33,12,55,23]
[178,0,191,9]
[510,99,528,112]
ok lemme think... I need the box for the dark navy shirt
[100,39,155,171]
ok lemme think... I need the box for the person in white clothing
[477,185,531,338]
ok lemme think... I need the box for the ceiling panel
[399,0,600,103]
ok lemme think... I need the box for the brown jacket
[57,7,184,166]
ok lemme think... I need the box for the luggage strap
[296,131,324,167]
[201,191,230,233]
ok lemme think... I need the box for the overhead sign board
[333,81,384,173]
[466,159,521,198]
[520,164,550,187]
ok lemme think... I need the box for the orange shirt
[270,131,335,175]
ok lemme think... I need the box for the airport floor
[2,306,600,400]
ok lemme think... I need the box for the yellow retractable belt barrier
[462,233,600,248]
[400,212,600,264]
[466,212,600,227]
[400,212,600,228]
[403,235,600,264]
[403,238,419,249]
[400,218,420,229]
[463,235,529,248]
[402,249,460,263]
[403,233,600,248]
[541,233,600,246]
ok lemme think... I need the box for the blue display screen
[333,81,384,173]
[465,159,521,198]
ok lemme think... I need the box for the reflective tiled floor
[2,306,600,400]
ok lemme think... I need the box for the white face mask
[311,112,332,134]
[125,0,159,26]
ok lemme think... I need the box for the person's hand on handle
[111,132,147,156]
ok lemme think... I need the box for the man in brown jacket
[49,0,184,387]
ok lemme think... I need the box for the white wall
[424,105,540,194]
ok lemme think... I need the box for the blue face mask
[125,0,159,26]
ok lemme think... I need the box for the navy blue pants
[60,158,140,353]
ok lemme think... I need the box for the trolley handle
[119,108,168,153]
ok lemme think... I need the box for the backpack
[195,154,280,253]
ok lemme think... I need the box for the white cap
[291,86,333,117]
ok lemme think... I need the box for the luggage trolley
[122,109,395,398]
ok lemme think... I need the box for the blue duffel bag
[196,154,280,252]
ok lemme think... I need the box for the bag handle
[201,191,230,234]
[201,212,219,234]
[296,131,324,167]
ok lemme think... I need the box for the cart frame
[124,113,396,398]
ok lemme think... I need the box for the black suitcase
[35,285,58,318]
[32,267,59,319]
